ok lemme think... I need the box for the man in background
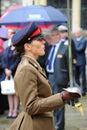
[73,27,87,96]
[4,28,16,49]
[46,25,76,130]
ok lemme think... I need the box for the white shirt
[46,39,62,73]
[76,36,83,41]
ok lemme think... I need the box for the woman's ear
[24,43,31,51]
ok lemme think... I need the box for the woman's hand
[5,68,12,77]
[60,90,80,102]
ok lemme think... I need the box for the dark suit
[46,39,76,130]
[73,36,87,95]
[1,46,20,81]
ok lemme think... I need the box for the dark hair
[14,44,25,58]
[51,25,58,32]
[14,39,33,58]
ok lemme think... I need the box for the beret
[58,25,68,32]
[12,22,43,46]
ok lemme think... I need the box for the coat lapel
[23,55,47,79]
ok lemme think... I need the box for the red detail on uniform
[30,28,41,38]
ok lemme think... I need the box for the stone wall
[1,0,22,15]
[0,0,47,15]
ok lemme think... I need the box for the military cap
[58,25,68,32]
[12,22,43,46]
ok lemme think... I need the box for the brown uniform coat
[8,55,64,130]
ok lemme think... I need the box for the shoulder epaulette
[29,61,38,70]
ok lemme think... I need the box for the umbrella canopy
[0,5,67,27]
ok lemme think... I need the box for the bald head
[74,27,83,38]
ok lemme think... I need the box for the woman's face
[25,39,45,59]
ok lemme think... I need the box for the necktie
[47,45,56,70]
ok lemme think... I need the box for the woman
[1,44,20,118]
[8,22,80,130]
[0,38,8,115]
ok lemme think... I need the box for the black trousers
[75,64,86,93]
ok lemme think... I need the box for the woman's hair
[14,40,32,58]
[14,44,25,58]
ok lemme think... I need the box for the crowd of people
[0,22,86,130]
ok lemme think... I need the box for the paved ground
[0,94,87,130]
[65,94,87,130]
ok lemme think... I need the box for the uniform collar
[22,55,47,79]
[23,55,40,67]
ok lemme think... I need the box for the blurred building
[47,0,87,31]
[0,0,87,31]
